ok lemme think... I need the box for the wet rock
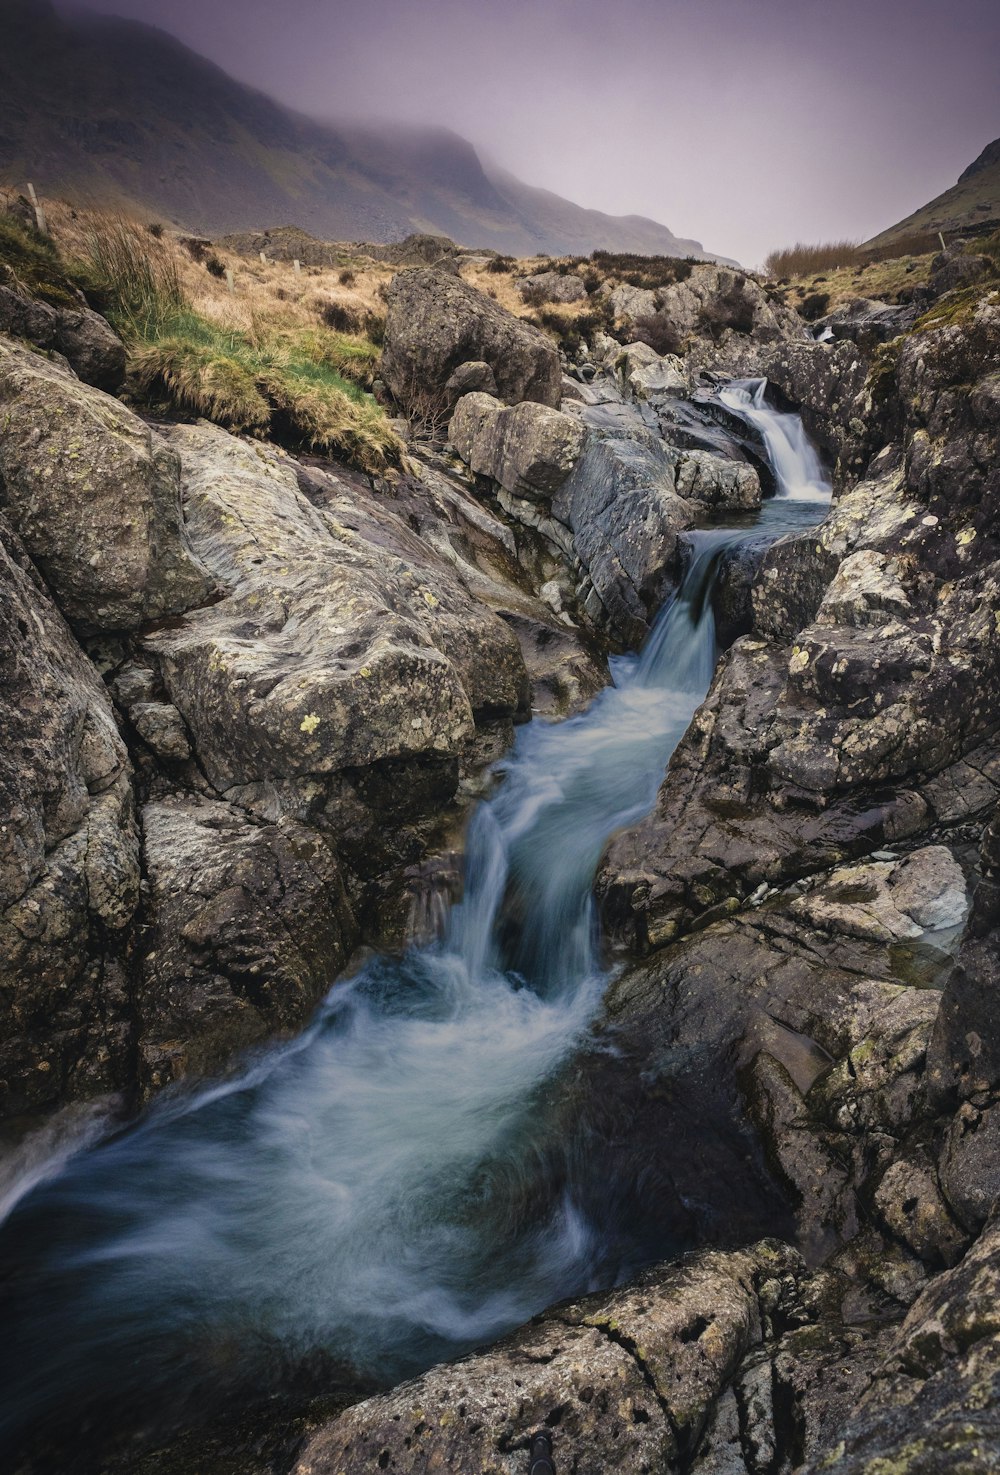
[815,296,919,352]
[0,284,126,391]
[0,516,138,1120]
[871,1148,970,1268]
[0,338,212,634]
[292,1241,804,1475]
[758,338,876,482]
[938,1102,1000,1234]
[138,795,357,1096]
[788,848,968,945]
[671,448,761,511]
[382,268,561,413]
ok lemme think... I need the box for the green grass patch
[0,210,88,308]
[130,310,400,474]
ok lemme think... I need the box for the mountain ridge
[0,0,730,259]
[866,135,1000,247]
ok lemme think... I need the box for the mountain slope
[0,0,726,259]
[867,136,1000,248]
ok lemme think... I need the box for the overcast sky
[65,0,999,264]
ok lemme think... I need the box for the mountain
[0,0,726,259]
[866,136,1000,249]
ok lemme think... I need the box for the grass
[0,204,88,307]
[36,211,403,475]
[763,241,864,278]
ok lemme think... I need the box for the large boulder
[0,284,126,391]
[518,269,588,304]
[382,268,562,413]
[0,516,138,1120]
[450,392,587,501]
[0,340,211,634]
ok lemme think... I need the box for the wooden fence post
[26,183,48,235]
[260,251,267,265]
[293,258,301,276]
[226,268,235,294]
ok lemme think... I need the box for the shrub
[338,268,356,286]
[590,251,694,290]
[364,310,386,347]
[630,313,685,356]
[532,303,613,358]
[320,299,362,333]
[520,282,548,308]
[800,291,830,322]
[205,255,227,279]
[147,222,165,240]
[487,255,515,274]
[762,241,861,278]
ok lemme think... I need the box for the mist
[52,0,1000,269]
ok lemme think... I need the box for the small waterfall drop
[0,383,832,1454]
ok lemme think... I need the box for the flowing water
[0,381,831,1454]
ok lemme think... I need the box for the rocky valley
[0,101,1000,1475]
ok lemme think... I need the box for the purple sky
[65,0,999,263]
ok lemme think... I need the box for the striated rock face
[382,268,562,412]
[0,516,138,1119]
[0,282,126,391]
[293,1241,804,1475]
[0,341,211,634]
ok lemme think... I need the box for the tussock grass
[84,215,184,336]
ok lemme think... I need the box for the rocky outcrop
[0,283,126,391]
[0,516,137,1119]
[599,294,1000,951]
[294,1241,804,1475]
[0,340,211,634]
[382,268,562,412]
[451,392,761,646]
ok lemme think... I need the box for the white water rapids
[0,381,830,1452]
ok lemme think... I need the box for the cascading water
[0,382,832,1456]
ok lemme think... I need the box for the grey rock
[518,269,588,304]
[0,338,212,634]
[442,358,498,404]
[0,283,126,391]
[0,515,138,1121]
[130,700,193,763]
[382,268,561,413]
[138,795,357,1097]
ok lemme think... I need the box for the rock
[928,808,1000,1107]
[671,448,761,511]
[144,423,527,806]
[518,269,588,304]
[815,296,919,352]
[0,283,126,391]
[382,268,561,414]
[615,340,688,400]
[129,700,193,763]
[938,1102,1000,1233]
[929,247,993,296]
[788,848,968,945]
[292,1241,804,1475]
[442,358,498,404]
[871,1149,971,1268]
[608,282,660,322]
[0,515,138,1120]
[0,339,212,634]
[758,338,877,483]
[137,796,357,1096]
[616,265,805,366]
[449,393,587,501]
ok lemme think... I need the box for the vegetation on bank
[0,200,401,476]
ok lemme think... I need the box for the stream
[0,380,831,1455]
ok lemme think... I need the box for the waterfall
[0,385,832,1454]
[720,378,831,502]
